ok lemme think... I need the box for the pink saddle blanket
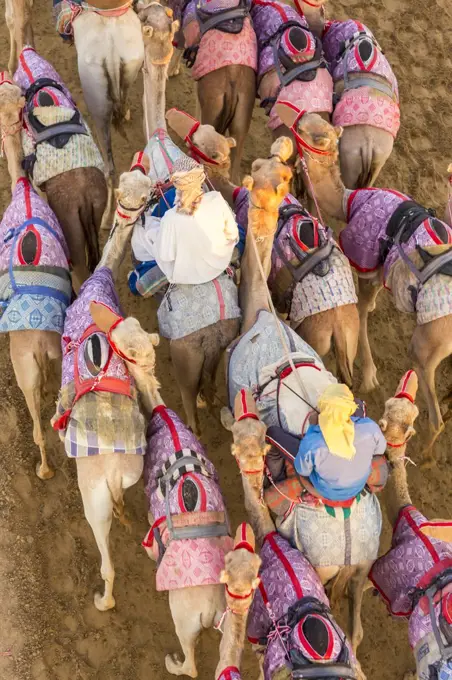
[333,86,400,139]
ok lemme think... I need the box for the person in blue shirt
[266,383,387,503]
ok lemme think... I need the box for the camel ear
[379,418,387,432]
[226,137,237,149]
[165,7,173,17]
[334,126,343,139]
[242,175,253,191]
[220,407,235,431]
[219,569,229,584]
[447,163,452,175]
[166,107,198,140]
[274,101,300,129]
[18,96,26,110]
[276,181,289,199]
[143,25,154,38]
[405,425,416,440]
[90,301,122,333]
[252,576,261,590]
[149,333,160,347]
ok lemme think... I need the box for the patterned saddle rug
[54,0,132,40]
[14,47,103,186]
[340,188,452,324]
[322,19,400,137]
[370,506,452,680]
[247,531,355,679]
[142,406,233,591]
[0,177,71,333]
[226,309,336,434]
[51,267,146,458]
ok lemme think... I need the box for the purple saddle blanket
[322,19,398,99]
[370,505,452,651]
[339,188,452,279]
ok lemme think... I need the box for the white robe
[131,191,239,284]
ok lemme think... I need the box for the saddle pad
[266,68,333,130]
[227,309,325,428]
[277,491,382,567]
[369,505,452,650]
[333,86,400,138]
[157,272,241,339]
[0,178,70,334]
[15,47,103,185]
[190,17,257,80]
[144,129,185,186]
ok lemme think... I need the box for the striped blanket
[14,47,103,186]
[0,178,71,333]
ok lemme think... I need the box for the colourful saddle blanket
[0,178,71,334]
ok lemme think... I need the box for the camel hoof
[124,108,131,122]
[361,375,379,393]
[165,653,197,677]
[36,462,55,480]
[420,457,436,471]
[196,393,207,409]
[94,592,115,611]
[168,67,180,78]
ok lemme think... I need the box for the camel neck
[206,168,236,207]
[215,609,247,679]
[97,217,134,279]
[299,2,324,38]
[239,215,275,334]
[143,51,170,137]
[1,127,25,190]
[242,476,275,547]
[128,365,164,417]
[386,452,412,526]
[301,151,346,221]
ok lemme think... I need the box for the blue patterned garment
[0,293,67,333]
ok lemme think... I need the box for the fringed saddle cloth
[250,0,332,128]
[0,177,71,333]
[51,267,146,458]
[322,19,400,138]
[226,310,336,434]
[14,46,103,186]
[340,188,452,324]
[247,532,355,679]
[182,0,257,80]
[370,506,452,680]
[142,406,233,591]
[54,0,133,40]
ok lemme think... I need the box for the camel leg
[5,1,16,75]
[9,338,54,480]
[348,562,372,653]
[411,319,452,464]
[228,68,256,185]
[357,273,382,392]
[76,467,116,611]
[170,338,204,436]
[76,56,115,231]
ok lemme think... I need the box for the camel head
[0,73,25,130]
[115,152,154,220]
[89,301,160,378]
[166,108,236,176]
[220,523,261,614]
[136,1,180,65]
[275,103,342,161]
[221,390,270,485]
[243,137,293,239]
[379,370,419,460]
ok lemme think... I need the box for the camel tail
[357,139,375,189]
[104,53,127,137]
[106,477,131,532]
[79,201,101,274]
[333,324,353,388]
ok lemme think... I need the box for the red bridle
[279,100,333,157]
[107,318,137,365]
[184,120,220,166]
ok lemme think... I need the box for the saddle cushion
[144,407,233,591]
[52,267,146,457]
[0,178,71,333]
[15,47,103,186]
[54,0,132,39]
[333,86,400,138]
[369,506,452,650]
[277,490,382,567]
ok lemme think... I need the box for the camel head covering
[171,155,206,215]
[318,383,357,459]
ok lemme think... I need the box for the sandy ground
[0,1,451,678]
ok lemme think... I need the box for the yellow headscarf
[318,384,357,460]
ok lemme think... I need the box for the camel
[445,163,452,227]
[5,0,34,75]
[51,157,161,610]
[54,0,145,228]
[322,20,399,189]
[276,104,452,461]
[372,371,452,680]
[215,524,261,680]
[0,49,108,292]
[136,1,179,138]
[293,0,327,38]
[180,0,257,183]
[168,113,360,386]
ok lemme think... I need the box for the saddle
[272,203,334,310]
[196,0,251,36]
[273,27,326,88]
[334,29,396,104]
[23,77,88,176]
[412,568,452,673]
[382,200,452,288]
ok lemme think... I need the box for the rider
[266,383,387,504]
